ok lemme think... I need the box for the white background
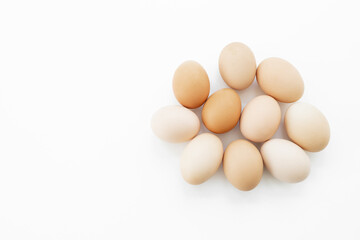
[0,0,359,239]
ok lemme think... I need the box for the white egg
[180,133,223,185]
[151,105,200,142]
[261,139,310,183]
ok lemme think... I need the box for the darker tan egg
[172,60,210,109]
[224,139,263,191]
[202,88,241,134]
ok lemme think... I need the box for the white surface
[0,1,359,239]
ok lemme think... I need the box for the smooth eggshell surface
[173,60,210,109]
[261,139,310,183]
[219,42,256,90]
[223,139,263,191]
[151,105,200,143]
[180,133,223,185]
[240,95,281,142]
[256,57,304,103]
[202,88,241,134]
[285,102,330,152]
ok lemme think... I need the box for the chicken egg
[261,139,310,183]
[202,88,241,134]
[172,60,210,109]
[219,42,256,90]
[256,57,304,103]
[285,102,330,152]
[223,139,263,191]
[240,95,281,142]
[151,105,200,143]
[180,133,223,185]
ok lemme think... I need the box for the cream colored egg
[256,57,304,103]
[151,105,200,143]
[180,133,223,185]
[285,102,330,152]
[219,42,256,90]
[223,139,263,191]
[240,95,281,142]
[261,139,310,183]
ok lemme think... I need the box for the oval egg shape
[219,42,256,90]
[285,102,330,152]
[261,139,310,183]
[256,57,304,103]
[223,139,263,191]
[151,105,200,143]
[172,60,210,109]
[240,95,281,142]
[202,88,241,134]
[180,133,223,185]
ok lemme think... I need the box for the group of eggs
[151,42,330,191]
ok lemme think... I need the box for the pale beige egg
[285,102,330,152]
[223,139,263,191]
[180,133,223,185]
[173,61,210,109]
[151,105,200,143]
[219,42,256,90]
[261,139,310,183]
[256,57,304,103]
[202,88,241,134]
[240,95,281,142]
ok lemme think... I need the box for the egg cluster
[151,42,330,191]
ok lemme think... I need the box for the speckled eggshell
[261,139,310,183]
[151,105,200,143]
[180,133,223,185]
[256,57,304,103]
[240,95,281,142]
[223,139,263,191]
[202,88,241,134]
[285,102,330,152]
[172,60,210,109]
[219,42,256,90]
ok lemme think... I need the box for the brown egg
[223,139,263,191]
[219,42,256,90]
[172,60,210,109]
[240,95,281,142]
[256,57,304,103]
[285,102,330,152]
[202,88,241,134]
